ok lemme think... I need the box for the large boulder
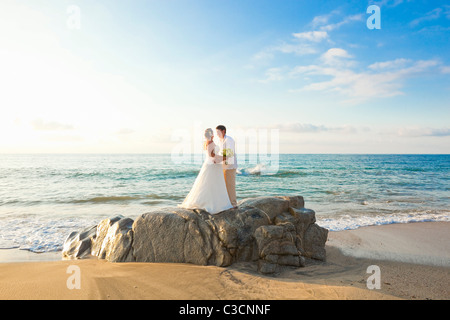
[62,195,328,274]
[62,225,97,259]
[91,215,124,258]
[98,216,134,262]
[131,207,231,266]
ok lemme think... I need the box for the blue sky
[1,0,449,153]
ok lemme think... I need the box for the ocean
[0,153,448,253]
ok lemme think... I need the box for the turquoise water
[0,153,449,252]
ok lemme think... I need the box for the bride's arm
[213,154,223,163]
[207,142,217,158]
[209,143,223,163]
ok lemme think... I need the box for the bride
[178,128,234,214]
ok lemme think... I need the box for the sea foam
[317,211,450,231]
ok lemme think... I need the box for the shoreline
[0,248,61,263]
[0,221,448,300]
[326,221,450,267]
[1,220,448,265]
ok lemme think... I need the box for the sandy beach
[0,221,448,300]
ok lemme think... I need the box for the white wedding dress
[178,142,234,214]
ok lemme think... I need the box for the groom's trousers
[223,169,237,207]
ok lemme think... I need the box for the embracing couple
[178,125,238,214]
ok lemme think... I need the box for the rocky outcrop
[62,195,328,274]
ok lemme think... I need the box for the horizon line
[1,153,449,156]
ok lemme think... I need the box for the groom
[216,125,238,209]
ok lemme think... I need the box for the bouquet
[222,148,234,165]
[222,148,234,157]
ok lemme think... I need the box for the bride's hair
[203,128,214,150]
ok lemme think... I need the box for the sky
[0,0,449,154]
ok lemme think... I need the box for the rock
[62,225,97,259]
[258,260,279,274]
[254,224,301,274]
[289,207,316,225]
[99,217,134,262]
[62,195,328,274]
[275,196,305,209]
[277,255,302,267]
[273,207,327,260]
[91,215,124,258]
[237,196,289,222]
[211,205,272,262]
[303,224,328,261]
[132,207,229,266]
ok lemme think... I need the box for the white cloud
[310,10,365,32]
[368,58,412,70]
[252,50,274,62]
[245,50,275,70]
[288,58,441,105]
[440,66,450,74]
[309,10,367,31]
[269,122,358,134]
[273,42,318,55]
[247,33,321,69]
[311,10,340,28]
[318,14,364,32]
[249,27,332,68]
[250,11,362,72]
[292,31,329,42]
[445,5,450,19]
[251,5,448,109]
[258,67,285,83]
[397,127,450,137]
[320,48,354,67]
[410,7,443,27]
[249,9,364,71]
[370,0,407,7]
[31,118,74,131]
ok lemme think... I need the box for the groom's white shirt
[219,134,238,170]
